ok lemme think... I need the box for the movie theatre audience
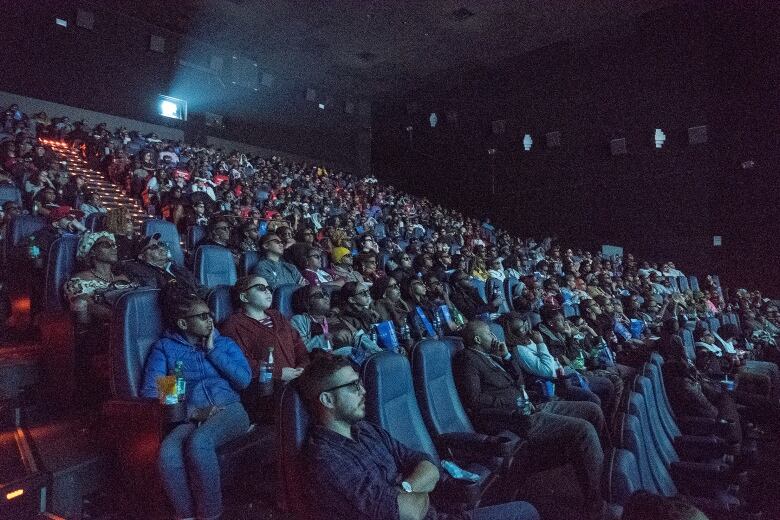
[124,232,205,298]
[141,284,251,520]
[297,353,541,520]
[221,275,309,384]
[453,320,607,520]
[4,101,779,518]
[251,233,304,290]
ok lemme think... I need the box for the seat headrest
[109,288,164,399]
[607,448,640,506]
[194,245,237,289]
[649,351,664,367]
[187,225,206,250]
[45,234,78,313]
[362,351,440,464]
[440,336,465,356]
[8,215,46,247]
[272,283,301,319]
[208,285,234,326]
[487,321,505,343]
[276,382,314,519]
[412,339,474,436]
[239,250,260,277]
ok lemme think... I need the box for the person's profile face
[511,318,529,337]
[324,367,366,423]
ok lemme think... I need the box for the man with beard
[298,354,540,520]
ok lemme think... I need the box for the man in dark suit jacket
[453,320,607,520]
[123,233,206,298]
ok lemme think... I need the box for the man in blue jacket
[141,290,251,520]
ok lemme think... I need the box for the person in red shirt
[220,275,309,384]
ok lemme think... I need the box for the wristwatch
[401,481,413,493]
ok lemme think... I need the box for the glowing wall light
[157,95,187,121]
[654,128,666,149]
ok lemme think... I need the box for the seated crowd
[2,103,780,519]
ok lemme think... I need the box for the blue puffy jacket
[141,329,251,414]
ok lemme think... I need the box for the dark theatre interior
[2,1,780,519]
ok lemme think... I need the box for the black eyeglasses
[94,241,117,250]
[247,283,272,293]
[214,226,230,232]
[183,311,213,321]
[265,239,282,245]
[354,289,370,297]
[322,378,363,394]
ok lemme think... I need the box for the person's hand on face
[204,328,215,351]
[562,321,573,336]
[491,337,509,358]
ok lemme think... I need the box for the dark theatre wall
[372,1,780,295]
[0,2,365,170]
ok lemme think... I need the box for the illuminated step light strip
[6,488,24,500]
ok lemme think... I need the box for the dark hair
[450,269,469,284]
[275,225,292,237]
[260,232,280,246]
[662,316,681,335]
[622,491,707,520]
[578,299,593,316]
[412,254,431,272]
[297,354,353,410]
[460,319,489,347]
[295,226,315,241]
[292,283,326,314]
[717,323,740,341]
[539,304,561,323]
[239,220,256,236]
[370,276,395,301]
[393,251,409,264]
[355,252,376,267]
[207,215,231,235]
[232,274,272,308]
[339,281,361,301]
[162,281,206,329]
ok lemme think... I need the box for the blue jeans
[463,501,540,520]
[158,401,250,519]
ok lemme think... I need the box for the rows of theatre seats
[1,212,751,517]
[278,335,749,518]
[111,286,750,517]
[2,208,731,322]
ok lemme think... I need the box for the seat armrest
[677,416,733,437]
[102,398,164,427]
[101,398,166,459]
[432,465,495,512]
[435,432,518,459]
[674,434,734,461]
[670,460,731,487]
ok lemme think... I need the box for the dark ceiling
[101,0,673,101]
